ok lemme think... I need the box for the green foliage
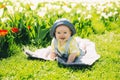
[92,20,106,34]
[0,42,21,58]
[0,32,14,58]
[8,43,21,56]
[75,18,93,38]
[31,27,50,47]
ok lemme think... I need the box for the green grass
[0,30,120,80]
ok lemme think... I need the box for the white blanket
[24,37,100,65]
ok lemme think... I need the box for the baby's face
[55,25,71,43]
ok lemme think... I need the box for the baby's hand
[67,53,78,64]
[48,52,56,61]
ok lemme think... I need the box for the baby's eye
[64,32,67,34]
[57,32,61,34]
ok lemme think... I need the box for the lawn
[0,30,119,80]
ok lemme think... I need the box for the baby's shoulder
[70,37,79,44]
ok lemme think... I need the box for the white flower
[76,10,81,14]
[62,6,71,13]
[54,5,61,10]
[86,5,91,11]
[45,3,53,10]
[40,7,47,12]
[113,11,118,15]
[29,0,39,6]
[101,12,108,19]
[101,12,106,17]
[19,7,24,12]
[15,6,23,12]
[78,17,81,21]
[30,5,37,10]
[37,11,46,17]
[0,9,4,17]
[58,10,63,15]
[97,5,106,12]
[82,11,86,15]
[107,2,112,8]
[87,14,92,19]
[71,3,76,8]
[107,12,113,17]
[1,17,9,23]
[10,0,17,3]
[0,0,3,2]
[45,4,60,10]
[114,8,117,11]
[20,0,30,5]
[13,2,24,12]
[6,6,14,14]
[85,14,92,19]
[15,2,21,8]
[82,3,87,7]
[97,11,101,14]
[92,3,97,7]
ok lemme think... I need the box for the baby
[49,18,86,63]
[24,18,86,63]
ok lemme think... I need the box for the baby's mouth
[60,38,65,40]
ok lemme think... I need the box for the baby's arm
[49,52,57,60]
[67,53,78,63]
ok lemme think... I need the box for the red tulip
[27,26,31,30]
[0,30,8,36]
[11,27,19,33]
